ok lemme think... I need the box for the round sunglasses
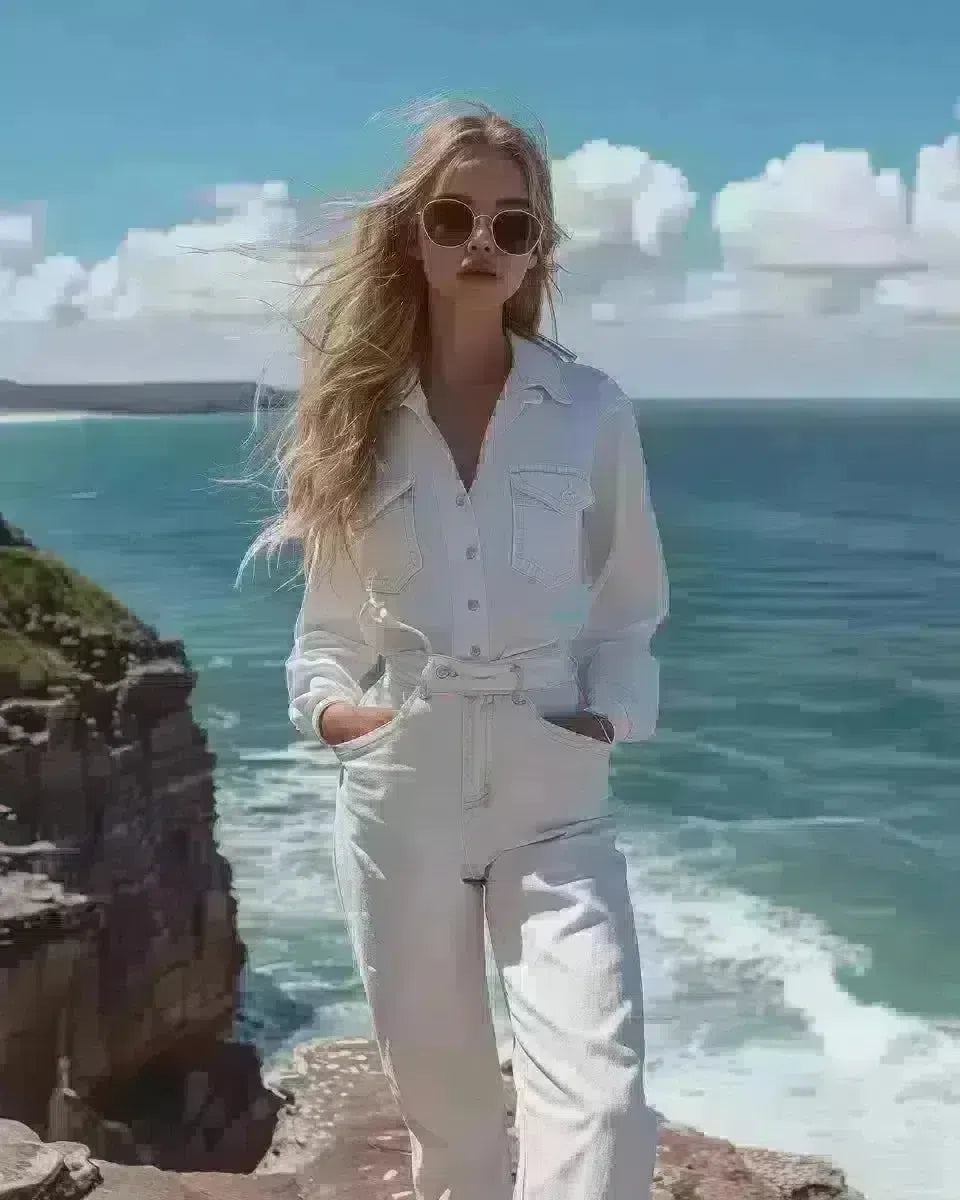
[419,197,543,257]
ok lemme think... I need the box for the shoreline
[0,409,238,422]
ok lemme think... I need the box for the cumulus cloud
[552,139,696,299]
[553,138,696,254]
[690,135,960,321]
[879,133,960,319]
[0,209,42,274]
[713,144,914,272]
[2,122,960,395]
[0,183,301,325]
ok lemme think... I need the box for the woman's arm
[286,550,381,744]
[570,389,669,744]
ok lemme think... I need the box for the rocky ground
[0,1035,867,1199]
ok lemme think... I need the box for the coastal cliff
[0,514,868,1198]
[0,514,280,1170]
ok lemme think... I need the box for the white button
[456,494,466,507]
[465,545,478,560]
[470,645,481,657]
[467,599,479,610]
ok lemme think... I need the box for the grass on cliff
[0,626,80,694]
[0,543,152,699]
[0,546,143,632]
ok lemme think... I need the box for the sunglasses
[419,197,543,257]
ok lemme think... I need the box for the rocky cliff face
[0,514,278,1169]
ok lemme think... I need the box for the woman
[250,103,668,1200]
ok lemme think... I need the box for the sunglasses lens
[493,210,540,255]
[422,199,474,247]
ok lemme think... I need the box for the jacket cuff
[310,695,350,745]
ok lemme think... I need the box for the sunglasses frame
[418,197,543,257]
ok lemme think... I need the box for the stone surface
[0,1038,871,1198]
[0,1120,101,1199]
[263,1037,868,1200]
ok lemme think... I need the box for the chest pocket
[509,467,594,588]
[358,475,423,593]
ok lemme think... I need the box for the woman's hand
[543,711,614,743]
[319,702,396,745]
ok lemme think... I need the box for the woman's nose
[466,216,496,253]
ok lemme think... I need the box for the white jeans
[330,645,659,1200]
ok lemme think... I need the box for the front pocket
[332,687,422,761]
[528,703,612,755]
[509,467,594,588]
[358,476,423,593]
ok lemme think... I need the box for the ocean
[1,403,958,1200]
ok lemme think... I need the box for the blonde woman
[251,103,668,1200]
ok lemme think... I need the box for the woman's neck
[422,304,511,401]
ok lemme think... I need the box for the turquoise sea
[2,404,958,1200]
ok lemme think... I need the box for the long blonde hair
[238,100,567,586]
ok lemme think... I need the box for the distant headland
[0,378,294,415]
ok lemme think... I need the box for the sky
[1,0,959,397]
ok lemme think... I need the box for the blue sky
[4,0,960,263]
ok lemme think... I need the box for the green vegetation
[0,515,164,701]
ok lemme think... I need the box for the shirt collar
[392,330,572,415]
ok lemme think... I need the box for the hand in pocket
[320,703,397,745]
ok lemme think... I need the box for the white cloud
[0,183,301,325]
[673,134,960,324]
[0,211,38,262]
[553,138,696,254]
[713,144,914,273]
[552,139,696,299]
[874,272,960,320]
[868,134,960,321]
[1,124,959,396]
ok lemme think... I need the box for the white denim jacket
[287,331,669,745]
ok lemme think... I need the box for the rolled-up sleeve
[572,394,669,743]
[286,552,380,742]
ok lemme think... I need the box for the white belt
[358,598,576,698]
[389,649,576,697]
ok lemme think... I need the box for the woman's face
[413,147,540,309]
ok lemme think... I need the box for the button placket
[460,532,487,658]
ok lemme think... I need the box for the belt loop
[510,661,526,705]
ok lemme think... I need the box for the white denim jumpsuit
[287,332,669,1200]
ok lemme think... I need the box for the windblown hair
[237,100,566,587]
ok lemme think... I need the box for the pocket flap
[370,475,414,517]
[510,468,594,513]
